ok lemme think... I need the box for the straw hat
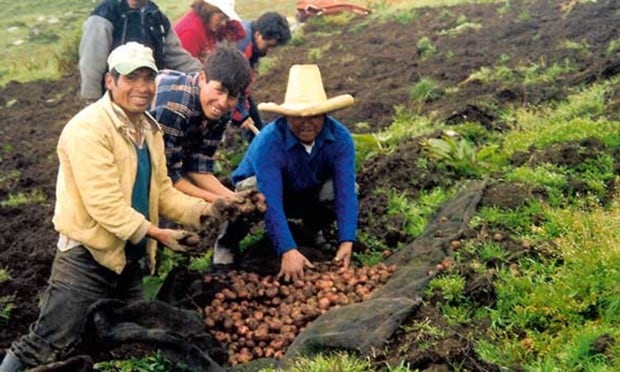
[204,0,240,21]
[258,64,354,117]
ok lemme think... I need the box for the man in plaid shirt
[150,46,251,203]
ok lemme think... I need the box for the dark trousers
[216,179,337,252]
[9,246,144,367]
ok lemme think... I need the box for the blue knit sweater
[232,116,358,254]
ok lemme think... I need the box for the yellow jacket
[53,92,208,274]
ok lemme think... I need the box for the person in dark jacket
[233,12,292,141]
[79,0,202,102]
[216,64,358,282]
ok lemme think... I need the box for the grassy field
[0,0,299,85]
[0,0,507,85]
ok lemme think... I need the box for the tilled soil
[1,0,618,368]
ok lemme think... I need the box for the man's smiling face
[198,72,238,120]
[106,67,156,120]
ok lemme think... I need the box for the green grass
[477,201,620,369]
[438,21,483,36]
[426,274,466,304]
[0,268,10,283]
[416,36,437,58]
[607,38,620,56]
[94,351,191,371]
[255,56,280,76]
[261,352,372,372]
[385,187,456,238]
[0,295,15,325]
[409,77,442,102]
[490,78,615,166]
[0,189,47,207]
[462,59,578,87]
[374,106,440,147]
[0,0,90,83]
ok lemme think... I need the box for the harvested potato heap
[202,262,397,365]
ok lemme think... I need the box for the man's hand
[241,117,260,135]
[158,229,200,253]
[246,190,267,214]
[201,190,266,223]
[334,241,353,269]
[278,249,314,282]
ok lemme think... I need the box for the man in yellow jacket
[0,42,254,371]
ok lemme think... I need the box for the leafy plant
[0,295,15,325]
[409,77,442,102]
[0,189,47,207]
[289,33,307,47]
[256,56,279,75]
[393,10,419,25]
[477,241,508,264]
[438,22,482,36]
[421,133,495,177]
[355,231,390,265]
[188,251,213,272]
[471,201,552,237]
[416,36,437,58]
[383,360,413,372]
[0,268,11,283]
[353,247,386,266]
[94,351,189,371]
[401,318,446,338]
[386,187,455,238]
[351,133,386,169]
[261,352,371,372]
[558,39,590,53]
[425,274,466,304]
[374,106,439,148]
[239,230,265,251]
[606,38,620,56]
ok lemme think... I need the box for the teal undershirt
[126,143,151,261]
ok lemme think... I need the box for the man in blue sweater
[216,64,358,282]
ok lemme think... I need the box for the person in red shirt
[174,0,246,60]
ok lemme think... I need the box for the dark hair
[109,69,121,82]
[203,45,251,98]
[252,12,291,45]
[191,0,222,25]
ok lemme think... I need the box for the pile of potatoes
[202,262,397,365]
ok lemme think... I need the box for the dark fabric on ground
[156,266,224,308]
[282,181,486,360]
[26,355,93,372]
[87,299,227,371]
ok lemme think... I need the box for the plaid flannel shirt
[149,70,229,183]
